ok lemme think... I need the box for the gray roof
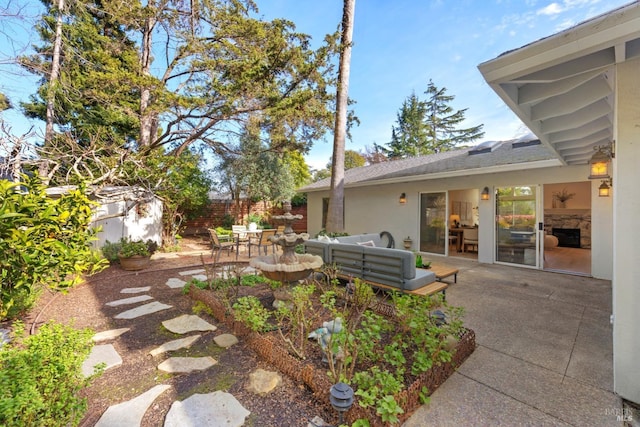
[301,137,560,192]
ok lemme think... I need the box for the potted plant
[117,238,158,271]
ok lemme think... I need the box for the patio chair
[275,225,285,236]
[248,229,276,257]
[208,228,234,263]
[232,224,249,255]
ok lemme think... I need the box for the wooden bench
[428,264,459,283]
[337,274,449,297]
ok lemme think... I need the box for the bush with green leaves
[0,177,108,320]
[0,321,99,426]
[232,296,271,332]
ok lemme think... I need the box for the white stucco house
[301,2,639,407]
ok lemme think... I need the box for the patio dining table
[233,229,262,260]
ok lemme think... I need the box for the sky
[0,0,633,170]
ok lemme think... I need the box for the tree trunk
[42,0,65,183]
[326,0,355,233]
[139,14,156,147]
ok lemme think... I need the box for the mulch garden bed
[188,280,476,426]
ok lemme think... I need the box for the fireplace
[552,228,581,248]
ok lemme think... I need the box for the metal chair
[248,229,276,257]
[208,228,234,263]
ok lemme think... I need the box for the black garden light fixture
[329,382,354,425]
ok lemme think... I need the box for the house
[301,2,639,407]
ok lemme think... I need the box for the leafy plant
[0,177,107,320]
[0,321,99,426]
[232,296,270,332]
[116,237,158,258]
[415,254,423,268]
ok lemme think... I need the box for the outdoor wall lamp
[329,382,354,425]
[399,193,407,204]
[481,187,490,201]
[588,142,614,180]
[598,179,612,197]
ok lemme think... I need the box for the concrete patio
[403,258,621,426]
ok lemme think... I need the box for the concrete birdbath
[249,201,323,284]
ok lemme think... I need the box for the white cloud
[538,3,564,15]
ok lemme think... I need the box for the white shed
[47,185,163,249]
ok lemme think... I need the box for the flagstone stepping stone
[246,368,282,396]
[95,384,171,427]
[214,333,238,348]
[178,269,205,276]
[191,274,208,281]
[121,286,151,294]
[162,314,217,334]
[82,344,122,377]
[114,301,172,320]
[149,335,201,356]
[164,391,250,427]
[92,328,130,342]
[157,356,217,373]
[166,277,187,289]
[106,295,153,307]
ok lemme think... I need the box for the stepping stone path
[164,391,250,427]
[121,286,151,294]
[82,344,122,377]
[162,314,217,334]
[158,356,218,373]
[106,294,153,307]
[114,301,172,319]
[95,384,171,427]
[149,335,201,356]
[88,268,250,426]
[165,277,187,289]
[92,328,130,343]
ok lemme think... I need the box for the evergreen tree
[386,92,428,159]
[424,79,484,152]
[21,0,140,148]
[383,80,484,158]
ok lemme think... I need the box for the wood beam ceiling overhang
[478,3,640,166]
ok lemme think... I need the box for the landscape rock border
[188,286,476,426]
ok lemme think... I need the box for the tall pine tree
[424,79,484,152]
[383,80,484,158]
[385,92,428,159]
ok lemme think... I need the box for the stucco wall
[305,162,612,279]
[613,56,640,404]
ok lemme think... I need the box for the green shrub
[0,177,108,320]
[221,214,235,229]
[101,240,122,262]
[232,296,270,332]
[0,322,98,426]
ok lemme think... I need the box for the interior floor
[544,246,591,275]
[447,243,591,276]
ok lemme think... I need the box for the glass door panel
[495,186,538,266]
[420,192,447,254]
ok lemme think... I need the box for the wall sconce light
[481,187,490,201]
[399,193,407,204]
[588,142,614,180]
[598,179,612,197]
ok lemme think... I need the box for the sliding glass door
[495,186,539,267]
[420,192,447,254]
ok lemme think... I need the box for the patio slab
[403,258,620,426]
[456,346,619,426]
